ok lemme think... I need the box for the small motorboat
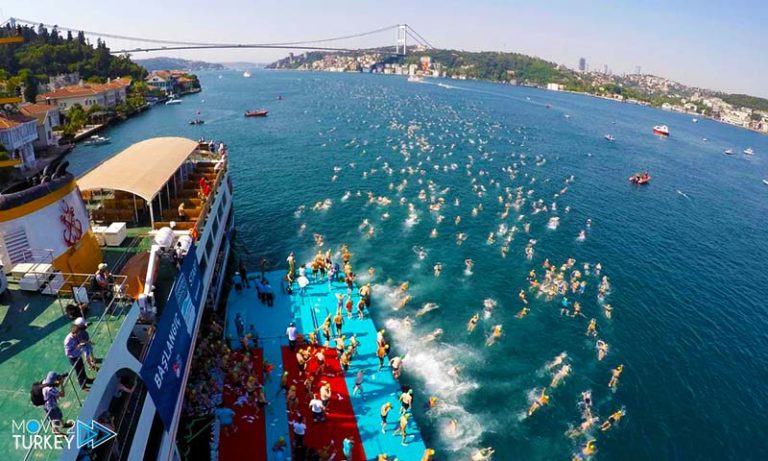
[724,149,734,155]
[189,119,205,125]
[763,179,768,186]
[743,147,754,155]
[83,135,111,146]
[629,172,651,185]
[653,125,669,136]
[245,110,268,117]
[692,118,698,123]
[243,71,252,78]
[165,98,182,105]
[407,75,424,83]
[604,134,615,142]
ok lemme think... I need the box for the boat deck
[224,270,427,461]
[0,283,129,459]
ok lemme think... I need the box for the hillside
[134,57,225,71]
[0,24,145,102]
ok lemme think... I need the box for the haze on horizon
[3,0,766,98]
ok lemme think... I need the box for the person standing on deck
[377,343,389,371]
[239,260,250,288]
[342,437,355,461]
[380,402,393,433]
[353,370,364,397]
[334,307,344,337]
[286,322,298,351]
[309,393,326,422]
[41,371,72,435]
[232,272,242,293]
[399,389,413,414]
[262,279,274,306]
[320,382,332,411]
[289,415,306,448]
[393,413,410,446]
[64,325,91,389]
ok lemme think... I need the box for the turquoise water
[75,70,768,460]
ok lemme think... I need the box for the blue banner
[140,245,203,430]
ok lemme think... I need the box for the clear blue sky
[3,0,766,97]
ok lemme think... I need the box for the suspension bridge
[0,18,433,56]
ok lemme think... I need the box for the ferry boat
[652,125,670,136]
[744,147,754,155]
[0,137,233,460]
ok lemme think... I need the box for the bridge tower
[396,24,407,55]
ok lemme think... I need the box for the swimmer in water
[527,388,550,416]
[608,364,624,389]
[518,289,528,305]
[421,328,443,343]
[550,364,571,388]
[467,313,480,332]
[586,318,597,336]
[471,447,495,461]
[448,418,458,434]
[603,303,613,319]
[399,281,409,293]
[600,408,626,431]
[573,440,597,460]
[596,340,608,361]
[486,324,502,346]
[430,228,438,238]
[415,302,439,317]
[433,263,442,277]
[516,307,530,319]
[464,258,474,274]
[546,352,567,370]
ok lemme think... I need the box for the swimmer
[572,301,583,317]
[464,258,474,275]
[399,281,410,293]
[430,228,438,238]
[550,364,571,388]
[421,328,444,343]
[586,318,597,336]
[600,408,626,431]
[398,295,412,310]
[486,324,502,346]
[596,340,608,361]
[573,439,597,460]
[427,396,439,409]
[603,303,613,319]
[518,289,528,305]
[608,364,624,389]
[447,418,459,434]
[380,402,392,433]
[527,388,550,416]
[471,447,495,461]
[516,307,530,319]
[467,313,480,332]
[433,263,442,277]
[546,352,567,370]
[415,302,439,317]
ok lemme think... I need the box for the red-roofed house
[19,103,61,149]
[36,78,131,112]
[0,113,38,168]
[145,70,175,93]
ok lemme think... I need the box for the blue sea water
[75,70,768,460]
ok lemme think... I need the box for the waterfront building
[0,112,38,168]
[37,78,131,112]
[579,57,586,72]
[19,102,61,149]
[145,70,176,94]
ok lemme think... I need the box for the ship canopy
[77,137,199,202]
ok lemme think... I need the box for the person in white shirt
[309,394,326,422]
[286,322,298,351]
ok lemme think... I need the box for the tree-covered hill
[0,24,146,102]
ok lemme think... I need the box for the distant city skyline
[3,0,767,97]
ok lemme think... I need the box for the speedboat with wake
[744,147,754,155]
[83,135,110,146]
[724,149,734,155]
[629,172,651,185]
[604,134,615,142]
[245,110,268,117]
[189,119,205,125]
[653,125,669,136]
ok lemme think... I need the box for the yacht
[743,147,754,155]
[165,97,182,105]
[0,137,233,461]
[83,135,111,145]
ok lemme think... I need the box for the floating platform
[224,270,427,460]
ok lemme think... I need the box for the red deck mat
[281,346,366,461]
[219,348,267,460]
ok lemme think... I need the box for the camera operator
[41,371,72,435]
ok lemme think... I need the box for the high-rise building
[578,57,586,72]
[635,65,642,75]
